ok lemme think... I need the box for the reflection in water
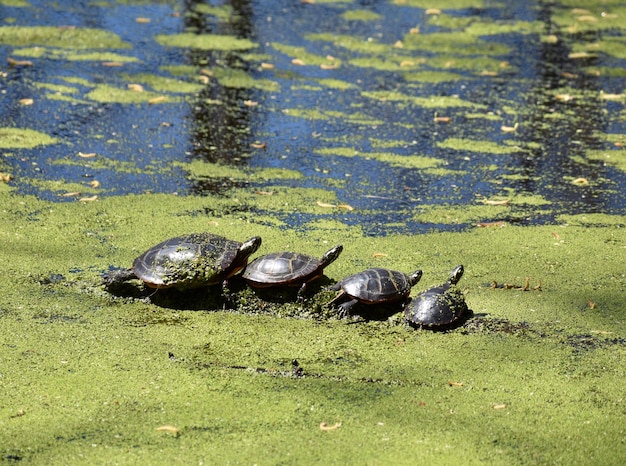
[186,0,255,167]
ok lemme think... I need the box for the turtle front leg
[296,282,308,302]
[337,299,359,319]
[102,268,137,288]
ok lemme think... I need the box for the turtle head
[449,264,464,285]
[408,269,423,286]
[322,244,343,266]
[240,236,262,258]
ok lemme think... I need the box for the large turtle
[330,268,423,317]
[404,265,470,330]
[242,245,343,299]
[103,233,261,290]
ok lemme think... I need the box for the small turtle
[404,265,470,330]
[103,233,261,290]
[242,245,343,299]
[330,268,423,316]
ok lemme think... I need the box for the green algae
[552,6,626,33]
[306,33,390,55]
[557,213,626,227]
[271,42,342,67]
[209,68,279,92]
[586,149,626,173]
[0,26,129,49]
[437,137,523,154]
[362,90,486,109]
[19,178,102,196]
[1,0,29,6]
[412,203,510,225]
[122,73,204,94]
[174,159,303,181]
[401,32,510,56]
[155,33,257,51]
[50,155,168,176]
[33,82,80,94]
[229,186,344,215]
[12,47,139,62]
[349,56,424,72]
[392,0,488,8]
[574,38,626,61]
[0,128,58,149]
[315,147,447,170]
[341,10,381,21]
[403,70,466,83]
[1,190,625,464]
[316,78,357,90]
[192,3,233,21]
[84,84,176,104]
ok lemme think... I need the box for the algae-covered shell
[404,265,469,329]
[104,233,261,290]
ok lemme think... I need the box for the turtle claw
[337,299,359,319]
[296,282,308,302]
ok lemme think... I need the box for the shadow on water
[1,0,625,235]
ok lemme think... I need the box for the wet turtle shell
[104,233,261,290]
[242,245,343,298]
[404,265,469,330]
[330,268,423,316]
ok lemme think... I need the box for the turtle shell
[404,265,469,329]
[132,233,261,289]
[334,268,423,304]
[243,245,343,287]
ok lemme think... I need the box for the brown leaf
[8,57,33,67]
[148,96,167,105]
[319,422,341,431]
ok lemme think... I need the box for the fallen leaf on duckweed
[319,422,341,431]
[148,96,167,104]
[156,425,180,436]
[8,57,33,67]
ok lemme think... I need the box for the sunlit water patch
[1,0,625,235]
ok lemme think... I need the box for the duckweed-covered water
[2,0,626,235]
[1,2,626,464]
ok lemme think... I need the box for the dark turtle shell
[243,245,343,287]
[104,233,261,290]
[330,268,423,315]
[404,265,469,329]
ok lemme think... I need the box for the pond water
[1,0,625,235]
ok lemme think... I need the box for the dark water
[1,0,625,235]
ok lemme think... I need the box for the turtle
[404,264,470,330]
[103,233,262,290]
[330,268,423,317]
[242,244,343,299]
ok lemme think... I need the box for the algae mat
[1,190,625,464]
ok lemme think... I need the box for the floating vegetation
[437,138,523,154]
[155,33,257,51]
[0,128,58,149]
[0,26,129,49]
